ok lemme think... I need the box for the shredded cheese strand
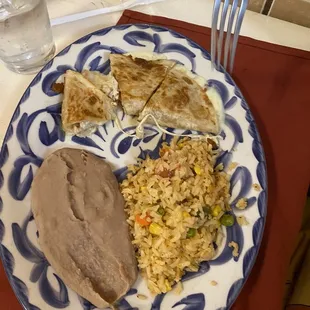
[114,112,222,143]
[114,113,138,137]
[137,114,220,140]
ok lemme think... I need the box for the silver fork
[211,0,248,73]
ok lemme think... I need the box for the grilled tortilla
[110,54,175,116]
[61,70,115,136]
[138,66,220,134]
[82,70,119,101]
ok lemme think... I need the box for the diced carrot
[159,146,170,157]
[136,214,151,226]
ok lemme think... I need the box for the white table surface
[0,0,310,144]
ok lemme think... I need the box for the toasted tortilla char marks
[88,95,99,105]
[139,66,219,134]
[182,76,193,85]
[62,70,115,134]
[134,57,165,70]
[110,54,175,115]
[82,70,119,101]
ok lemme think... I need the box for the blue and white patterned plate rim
[0,23,268,310]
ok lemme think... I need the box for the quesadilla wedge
[62,70,115,136]
[110,54,175,116]
[82,70,119,101]
[138,66,220,134]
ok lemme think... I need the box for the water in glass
[0,0,55,74]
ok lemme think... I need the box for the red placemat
[0,263,20,309]
[1,9,310,310]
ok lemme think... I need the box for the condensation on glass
[0,0,55,74]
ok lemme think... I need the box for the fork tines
[211,0,248,73]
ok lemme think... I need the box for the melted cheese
[125,51,167,61]
[113,52,224,141]
[173,64,225,128]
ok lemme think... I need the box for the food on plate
[236,216,249,226]
[137,294,148,300]
[220,213,234,226]
[82,70,119,101]
[236,198,248,209]
[121,138,230,294]
[51,82,64,93]
[110,53,175,116]
[138,65,220,134]
[59,52,223,138]
[174,281,183,294]
[61,70,116,136]
[228,241,239,257]
[215,162,224,171]
[31,148,138,308]
[252,183,261,191]
[228,162,238,171]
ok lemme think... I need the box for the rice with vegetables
[121,137,231,294]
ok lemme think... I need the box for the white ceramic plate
[0,24,267,310]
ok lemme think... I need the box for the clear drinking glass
[0,0,55,74]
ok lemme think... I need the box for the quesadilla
[138,66,220,134]
[82,70,119,101]
[61,70,115,136]
[110,54,175,116]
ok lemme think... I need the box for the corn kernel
[141,186,147,191]
[137,294,148,300]
[174,281,183,295]
[212,205,222,217]
[182,211,191,219]
[178,143,184,148]
[165,279,172,291]
[194,165,202,175]
[149,223,162,235]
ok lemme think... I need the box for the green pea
[203,206,211,215]
[157,207,165,216]
[220,214,235,227]
[196,206,211,218]
[187,228,196,238]
[195,210,201,218]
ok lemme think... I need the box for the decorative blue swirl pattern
[0,24,267,310]
[123,31,196,70]
[8,103,64,201]
[12,213,69,308]
[79,288,138,310]
[173,293,205,310]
